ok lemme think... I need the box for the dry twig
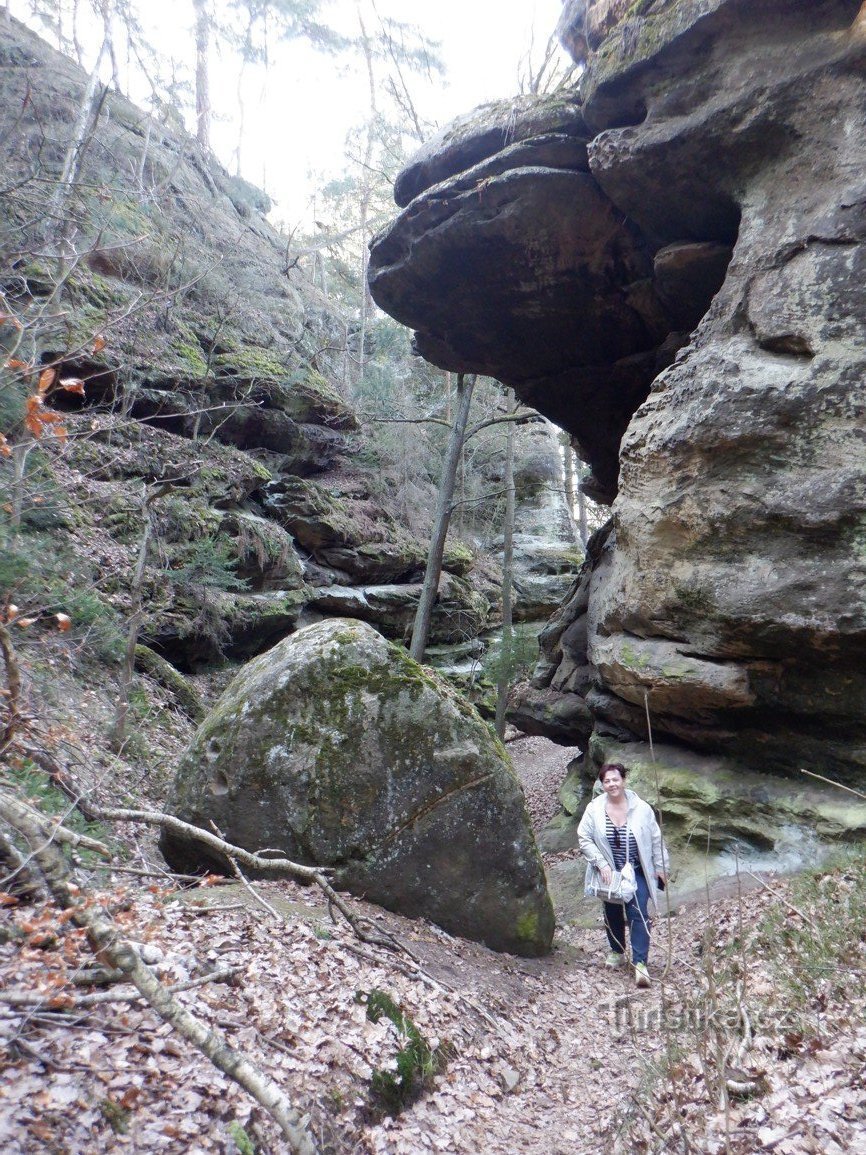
[0,787,318,1155]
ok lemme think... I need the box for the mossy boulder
[159,619,555,956]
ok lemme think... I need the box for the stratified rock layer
[370,0,866,786]
[368,91,675,502]
[160,619,555,956]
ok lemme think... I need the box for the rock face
[541,735,866,902]
[0,15,532,672]
[369,0,866,790]
[159,619,555,956]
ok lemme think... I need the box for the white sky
[10,0,566,226]
[226,0,566,224]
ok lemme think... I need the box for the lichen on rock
[160,618,555,956]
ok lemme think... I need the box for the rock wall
[0,16,565,672]
[368,0,866,787]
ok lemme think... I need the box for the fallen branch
[97,805,410,956]
[742,870,820,932]
[1,792,111,866]
[88,804,325,881]
[0,825,44,901]
[0,788,317,1155]
[800,767,866,800]
[0,965,240,1009]
[88,863,206,883]
[44,818,112,859]
[213,819,286,923]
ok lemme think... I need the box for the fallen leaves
[1,755,864,1154]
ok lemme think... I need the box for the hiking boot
[605,952,625,968]
[635,963,650,988]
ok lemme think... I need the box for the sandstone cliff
[0,15,570,679]
[368,0,866,794]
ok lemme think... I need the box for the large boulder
[159,619,554,956]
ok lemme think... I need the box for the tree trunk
[47,37,108,241]
[560,429,579,543]
[0,620,22,752]
[495,389,517,739]
[193,0,211,152]
[355,7,377,389]
[409,373,475,663]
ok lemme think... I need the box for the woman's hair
[597,762,628,783]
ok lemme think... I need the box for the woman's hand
[600,864,613,886]
[657,872,667,887]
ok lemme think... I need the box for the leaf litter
[1,739,864,1154]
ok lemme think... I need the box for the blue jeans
[603,869,652,965]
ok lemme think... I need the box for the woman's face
[601,768,625,798]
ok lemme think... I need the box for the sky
[8,0,566,226]
[221,0,567,225]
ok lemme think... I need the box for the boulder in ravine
[159,619,554,956]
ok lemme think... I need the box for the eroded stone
[160,619,555,956]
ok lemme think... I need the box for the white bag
[585,815,637,904]
[586,860,637,904]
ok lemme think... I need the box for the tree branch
[465,410,542,440]
[90,804,325,881]
[0,966,240,1009]
[0,788,317,1155]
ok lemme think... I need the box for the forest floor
[1,736,864,1155]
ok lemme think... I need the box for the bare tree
[409,373,475,663]
[494,388,517,739]
[192,0,211,150]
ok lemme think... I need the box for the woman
[577,762,668,988]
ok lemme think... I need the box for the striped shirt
[606,815,639,870]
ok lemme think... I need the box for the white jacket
[577,788,669,911]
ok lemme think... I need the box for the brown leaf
[37,367,56,394]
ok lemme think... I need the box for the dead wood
[0,965,241,1008]
[0,786,318,1155]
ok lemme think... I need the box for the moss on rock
[160,618,554,956]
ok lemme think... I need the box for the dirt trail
[0,737,816,1155]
